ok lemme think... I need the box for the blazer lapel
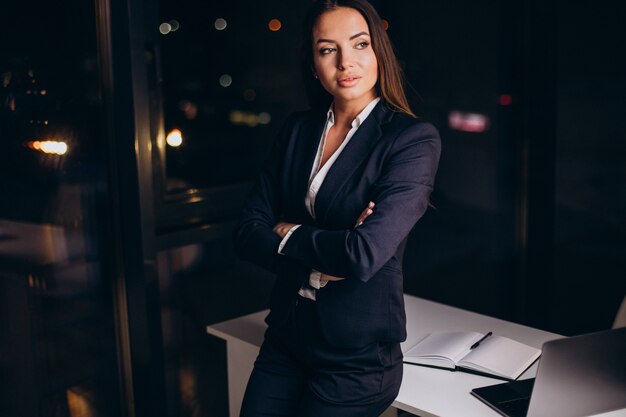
[288,110,326,222]
[314,102,393,223]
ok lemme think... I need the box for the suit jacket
[234,101,441,348]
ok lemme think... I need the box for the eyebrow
[316,31,370,44]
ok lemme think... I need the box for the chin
[336,91,369,102]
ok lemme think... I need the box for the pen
[470,332,493,349]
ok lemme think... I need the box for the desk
[207,295,561,417]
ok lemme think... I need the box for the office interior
[1,0,624,416]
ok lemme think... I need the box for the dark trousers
[239,296,403,417]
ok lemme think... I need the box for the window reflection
[0,1,122,416]
[157,2,309,193]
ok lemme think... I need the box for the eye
[319,47,336,55]
[355,41,370,49]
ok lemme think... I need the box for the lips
[338,75,361,87]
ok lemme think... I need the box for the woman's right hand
[321,274,344,281]
[354,201,375,228]
[321,201,376,282]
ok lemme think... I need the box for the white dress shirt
[278,97,381,300]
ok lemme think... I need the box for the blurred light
[448,110,490,133]
[178,99,198,120]
[243,89,256,101]
[258,112,271,125]
[2,72,10,87]
[215,18,227,30]
[229,110,272,127]
[499,94,513,106]
[27,140,68,155]
[219,74,233,87]
[382,19,389,30]
[66,387,93,417]
[230,111,244,124]
[169,19,180,31]
[268,19,282,32]
[40,89,47,95]
[166,129,183,147]
[159,22,172,35]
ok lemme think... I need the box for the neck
[332,96,376,128]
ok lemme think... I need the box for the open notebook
[404,331,541,380]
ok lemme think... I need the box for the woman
[234,0,441,415]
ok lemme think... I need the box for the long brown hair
[301,0,415,117]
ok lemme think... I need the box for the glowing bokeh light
[215,18,227,31]
[159,23,172,35]
[42,141,67,155]
[229,111,272,127]
[258,112,271,125]
[219,74,233,87]
[178,99,198,120]
[448,110,490,133]
[268,19,282,32]
[27,140,68,155]
[382,19,389,30]
[499,94,513,106]
[169,20,180,31]
[166,129,183,147]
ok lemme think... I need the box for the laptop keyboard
[498,397,531,417]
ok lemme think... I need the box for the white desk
[207,295,561,417]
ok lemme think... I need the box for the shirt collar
[326,97,381,128]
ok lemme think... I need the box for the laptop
[471,327,626,417]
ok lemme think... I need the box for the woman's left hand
[273,221,297,239]
[274,201,375,282]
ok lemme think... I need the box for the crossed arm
[234,119,441,283]
[273,201,376,281]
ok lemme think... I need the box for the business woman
[234,1,441,416]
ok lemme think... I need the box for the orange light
[27,140,68,155]
[268,19,282,32]
[166,129,183,147]
[382,19,389,30]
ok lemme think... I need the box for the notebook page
[405,331,483,362]
[458,335,541,379]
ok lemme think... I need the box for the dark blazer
[234,101,441,348]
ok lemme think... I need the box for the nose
[336,49,355,70]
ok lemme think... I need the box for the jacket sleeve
[280,121,441,282]
[232,114,300,274]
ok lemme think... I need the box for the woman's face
[312,7,378,110]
